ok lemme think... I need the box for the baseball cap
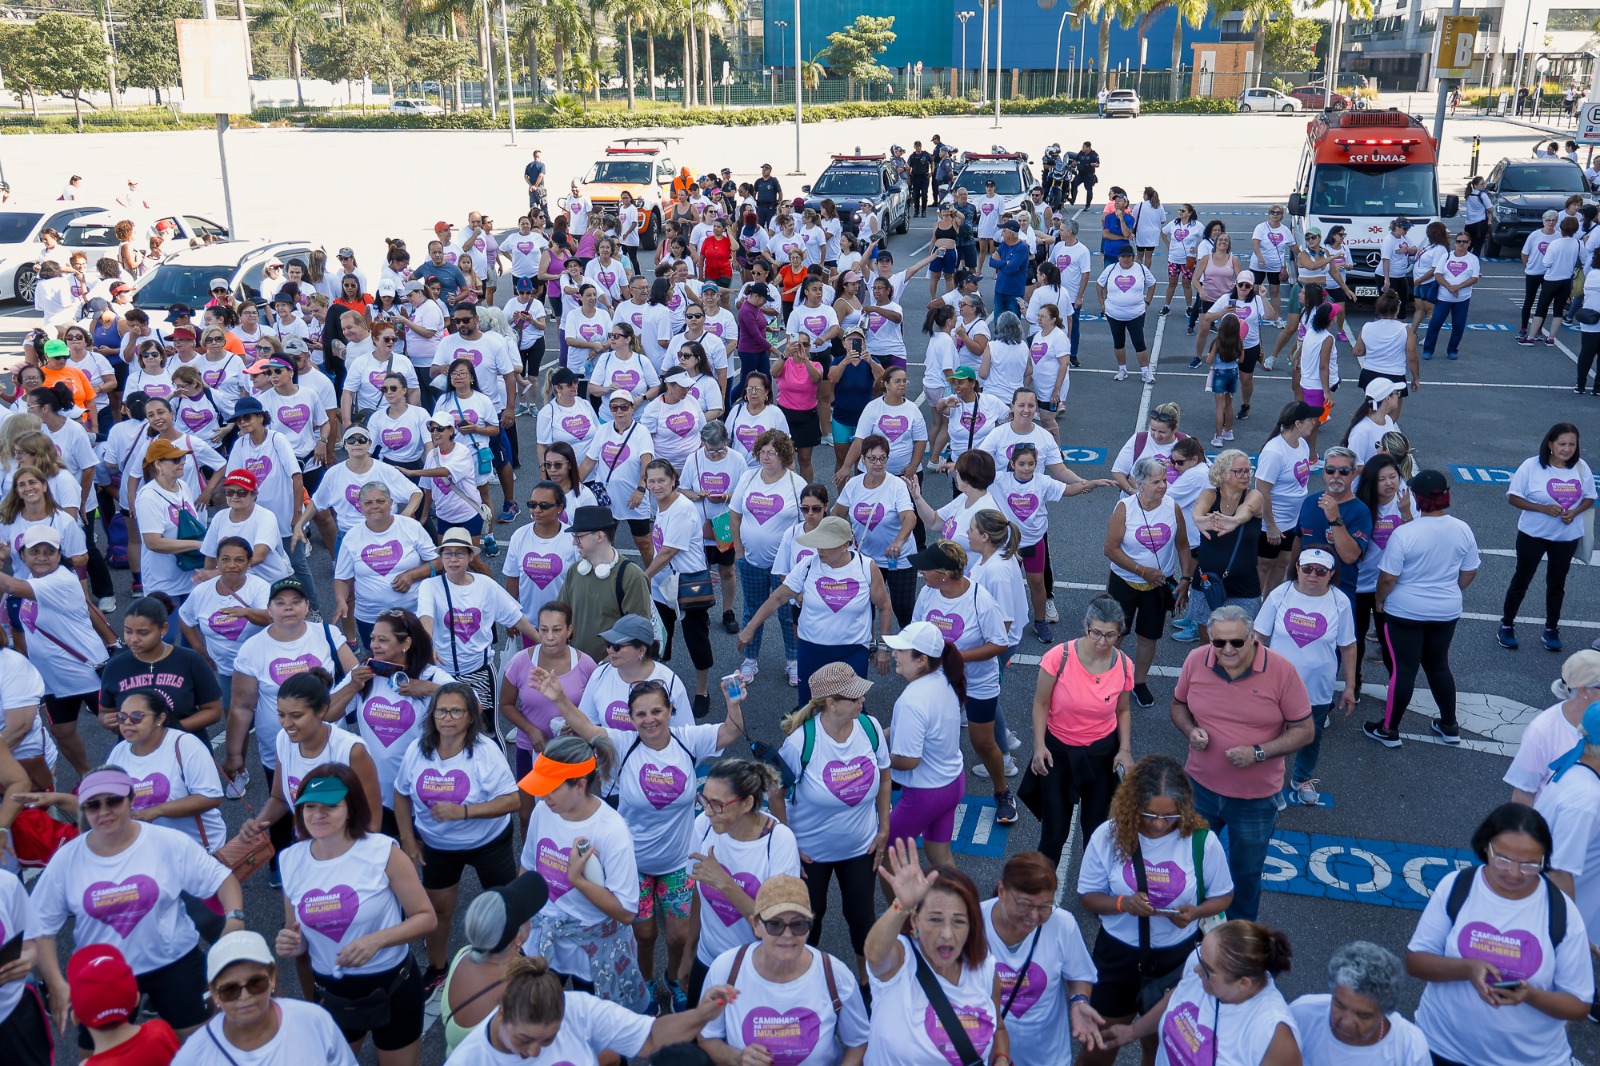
[907,542,964,573]
[337,246,355,258]
[1299,547,1336,569]
[167,303,195,317]
[293,774,349,808]
[466,872,550,955]
[550,367,581,386]
[143,438,190,463]
[884,620,947,658]
[1364,377,1400,404]
[42,339,69,358]
[222,469,258,493]
[403,280,426,295]
[68,945,139,1029]
[434,221,453,233]
[208,278,229,292]
[1555,650,1600,699]
[243,358,292,376]
[1410,469,1449,497]
[753,875,813,921]
[599,614,656,647]
[377,280,397,297]
[951,365,978,381]
[269,577,309,600]
[206,931,274,985]
[842,271,863,284]
[1391,217,1413,230]
[1237,269,1257,285]
[999,220,1020,233]
[22,525,62,550]
[281,337,310,355]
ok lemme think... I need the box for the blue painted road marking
[1451,465,1517,485]
[1077,313,1106,322]
[1060,446,1109,464]
[1262,830,1475,911]
[899,794,1011,858]
[1465,323,1513,331]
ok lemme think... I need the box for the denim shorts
[1211,365,1239,394]
[932,249,959,274]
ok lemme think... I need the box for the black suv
[800,155,910,239]
[1484,157,1596,257]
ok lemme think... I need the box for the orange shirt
[778,264,808,303]
[41,365,97,420]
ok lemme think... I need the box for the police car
[800,154,910,238]
[940,150,1039,216]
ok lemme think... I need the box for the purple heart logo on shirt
[1547,478,1583,509]
[132,773,171,809]
[244,455,273,482]
[1539,241,1551,256]
[1372,514,1401,549]
[297,885,360,942]
[1283,608,1328,648]
[639,763,688,810]
[745,493,784,524]
[578,323,605,343]
[1160,1000,1216,1066]
[17,599,36,633]
[604,700,632,729]
[456,348,484,367]
[1029,341,1047,364]
[145,384,172,399]
[416,768,470,807]
[1007,493,1039,521]
[598,269,616,287]
[277,405,311,434]
[852,501,886,531]
[1114,274,1137,292]
[208,609,247,641]
[926,610,965,642]
[344,484,363,508]
[802,315,827,335]
[981,203,995,215]
[534,838,574,900]
[1293,459,1311,488]
[380,426,413,450]
[707,322,725,337]
[360,539,403,576]
[83,876,160,938]
[922,1004,995,1066]
[560,413,592,440]
[611,369,641,392]
[651,525,665,552]
[668,292,684,311]
[700,472,731,496]
[362,696,416,747]
[868,313,887,333]
[516,241,535,254]
[960,412,987,432]
[1458,921,1544,982]
[203,368,227,388]
[666,411,697,438]
[1175,228,1190,241]
[449,608,481,642]
[1134,523,1172,552]
[815,578,860,612]
[1122,859,1189,908]
[702,871,763,926]
[996,962,1048,1018]
[521,552,565,590]
[1447,259,1468,276]
[735,424,761,449]
[180,406,214,431]
[822,756,875,806]
[1268,231,1285,246]
[367,369,388,390]
[600,441,630,466]
[742,1007,822,1066]
[878,414,909,442]
[267,654,320,685]
[629,310,646,329]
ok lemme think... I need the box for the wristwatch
[1253,745,1267,763]
[225,910,246,922]
[1328,517,1345,528]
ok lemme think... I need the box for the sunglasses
[1140,811,1181,823]
[382,385,404,393]
[761,917,814,937]
[451,318,473,325]
[223,488,253,498]
[685,313,704,320]
[115,710,150,724]
[1323,466,1354,476]
[83,795,129,813]
[1300,564,1331,577]
[214,974,271,1003]
[346,437,371,446]
[377,336,397,344]
[1211,638,1248,649]
[605,641,642,652]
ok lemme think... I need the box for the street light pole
[993,0,1003,126]
[1078,18,1087,99]
[775,18,789,102]
[1512,4,1536,112]
[957,11,975,98]
[792,0,802,175]
[1053,10,1080,97]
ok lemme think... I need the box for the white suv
[0,204,109,301]
[390,98,444,117]
[1103,90,1141,118]
[1237,87,1302,113]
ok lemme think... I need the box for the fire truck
[568,138,680,251]
[1287,109,1458,296]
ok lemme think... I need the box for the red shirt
[702,235,733,280]
[1173,643,1311,799]
[87,1020,179,1066]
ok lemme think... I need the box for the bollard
[1470,135,1480,177]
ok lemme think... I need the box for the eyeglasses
[761,917,814,937]
[541,460,567,470]
[213,974,271,1003]
[1487,844,1544,877]
[433,706,470,719]
[799,504,825,514]
[1141,811,1182,823]
[863,454,889,464]
[608,332,627,340]
[83,795,129,813]
[1197,955,1217,983]
[1211,638,1248,649]
[699,792,741,814]
[1323,466,1354,476]
[451,317,473,325]
[115,710,150,724]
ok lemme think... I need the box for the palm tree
[800,50,824,106]
[568,51,603,104]
[1080,0,1143,92]
[253,0,329,104]
[1139,0,1211,100]
[1238,0,1289,87]
[613,0,657,107]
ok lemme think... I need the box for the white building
[1344,0,1600,91]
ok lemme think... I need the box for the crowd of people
[0,148,1593,1066]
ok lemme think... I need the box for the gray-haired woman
[1186,448,1265,646]
[1104,455,1192,708]
[978,310,1030,406]
[331,481,439,650]
[438,871,549,1056]
[680,421,747,634]
[1289,941,1430,1065]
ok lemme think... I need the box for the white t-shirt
[12,562,102,696]
[922,332,957,394]
[934,491,1005,555]
[109,728,227,851]
[648,493,708,602]
[1250,222,1295,271]
[33,823,229,974]
[201,506,293,584]
[537,399,601,467]
[968,550,1029,646]
[1435,251,1481,303]
[732,469,807,568]
[578,662,694,734]
[435,331,516,408]
[133,481,206,599]
[1255,583,1356,704]
[334,516,438,622]
[1509,457,1596,542]
[1157,952,1298,1066]
[1111,433,1185,485]
[503,526,579,622]
[1357,319,1409,377]
[889,671,964,789]
[979,340,1030,406]
[258,386,328,461]
[351,664,454,805]
[689,813,803,965]
[837,475,913,570]
[1079,821,1234,949]
[312,460,419,534]
[726,404,789,468]
[1521,229,1555,275]
[605,723,723,875]
[444,997,651,1066]
[589,353,661,421]
[397,734,518,850]
[784,550,875,647]
[588,420,653,521]
[1378,515,1480,621]
[1207,294,1268,349]
[345,353,419,413]
[231,625,347,769]
[1097,263,1156,319]
[178,574,270,676]
[980,899,1097,1066]
[424,442,482,525]
[853,398,928,476]
[787,304,839,355]
[418,574,524,676]
[1537,765,1600,947]
[778,715,889,863]
[701,945,872,1066]
[952,316,990,373]
[226,431,301,536]
[0,870,38,1018]
[638,395,704,470]
[1505,703,1582,799]
[280,833,407,977]
[1408,868,1593,1066]
[992,470,1065,549]
[864,936,998,1066]
[913,583,1007,700]
[680,449,747,542]
[1050,241,1093,302]
[519,801,640,976]
[984,421,1064,471]
[174,998,358,1066]
[368,404,432,466]
[1347,415,1397,467]
[1255,434,1312,529]
[1288,994,1430,1066]
[275,726,365,805]
[1297,327,1340,393]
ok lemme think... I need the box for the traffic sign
[1579,101,1600,146]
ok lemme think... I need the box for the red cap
[434,220,453,232]
[170,326,197,341]
[67,945,138,1029]
[223,469,258,493]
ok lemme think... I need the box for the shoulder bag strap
[1131,838,1155,978]
[604,422,639,480]
[1191,828,1207,905]
[607,735,646,800]
[910,940,984,1066]
[205,1021,244,1066]
[440,576,461,675]
[728,942,752,985]
[442,977,505,1027]
[1000,927,1043,1020]
[171,730,209,850]
[821,951,842,1015]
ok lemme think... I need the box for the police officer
[754,163,783,226]
[908,141,934,217]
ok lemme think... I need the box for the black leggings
[1354,591,1391,687]
[1107,314,1148,353]
[1465,219,1489,258]
[1522,273,1546,330]
[1035,731,1121,866]
[1533,277,1573,321]
[1381,615,1458,733]
[1580,331,1600,391]
[82,513,113,599]
[655,600,713,671]
[267,763,297,867]
[1502,530,1580,630]
[802,851,877,958]
[883,566,916,629]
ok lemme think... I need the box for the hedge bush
[0,107,260,133]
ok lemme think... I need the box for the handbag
[675,569,716,611]
[174,498,208,572]
[1193,521,1245,611]
[1133,829,1210,1015]
[911,940,985,1066]
[452,394,495,476]
[1576,291,1600,326]
[176,738,276,883]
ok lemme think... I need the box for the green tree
[1237,0,1292,86]
[1263,12,1321,73]
[1139,0,1211,100]
[0,24,49,117]
[1080,0,1145,93]
[30,14,111,130]
[406,34,478,109]
[114,0,200,103]
[305,23,397,107]
[611,0,656,107]
[253,0,331,105]
[818,14,895,100]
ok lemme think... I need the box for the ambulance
[1287,109,1458,297]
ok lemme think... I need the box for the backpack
[107,513,129,569]
[1444,865,1566,949]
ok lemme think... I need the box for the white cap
[377,280,398,297]
[1299,547,1336,569]
[883,620,947,658]
[206,931,273,983]
[1364,377,1400,404]
[22,526,61,550]
[1236,269,1256,285]
[208,278,229,292]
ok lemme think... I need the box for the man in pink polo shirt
[1169,603,1313,921]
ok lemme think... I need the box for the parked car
[0,203,110,302]
[939,151,1039,217]
[390,97,444,117]
[1104,89,1141,118]
[58,211,231,268]
[131,239,313,330]
[1290,84,1351,110]
[1237,87,1302,113]
[801,154,910,237]
[1483,157,1597,257]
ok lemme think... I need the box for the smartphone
[721,673,745,702]
[0,933,22,967]
[1490,980,1524,990]
[1153,907,1183,917]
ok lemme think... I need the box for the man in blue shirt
[524,149,546,210]
[1295,446,1372,602]
[988,220,1031,318]
[416,241,468,303]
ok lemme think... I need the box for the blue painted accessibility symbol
[896,792,1011,858]
[1261,829,1475,911]
[1450,464,1517,485]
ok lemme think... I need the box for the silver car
[1104,89,1141,118]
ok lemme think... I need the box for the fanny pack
[316,958,413,1033]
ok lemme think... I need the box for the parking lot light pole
[1053,9,1081,97]
[957,11,975,98]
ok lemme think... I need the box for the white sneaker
[786,660,799,687]
[96,596,117,612]
[972,756,1020,780]
[1140,368,1155,384]
[1222,430,1234,441]
[1210,435,1224,448]
[1261,356,1276,371]
[1045,598,1059,623]
[1113,367,1129,381]
[739,658,759,683]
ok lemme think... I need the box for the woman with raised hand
[542,672,741,1015]
[517,733,652,1011]
[394,682,520,997]
[864,844,1008,1066]
[275,764,435,1066]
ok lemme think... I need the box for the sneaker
[1274,317,1287,329]
[1069,356,1082,368]
[1210,435,1225,448]
[1002,729,1023,752]
[1237,403,1250,420]
[1188,356,1203,370]
[1222,430,1233,441]
[1113,367,1129,382]
[738,658,759,683]
[1033,619,1054,643]
[1518,335,1537,346]
[498,501,520,523]
[1544,627,1563,652]
[1545,334,1556,346]
[1160,305,1171,316]
[972,756,1019,780]
[481,534,500,558]
[1272,791,1288,812]
[1140,368,1155,384]
[722,610,740,635]
[692,692,711,719]
[1362,721,1402,748]
[1421,350,1433,361]
[1430,720,1462,745]
[1261,356,1276,371]
[667,979,689,1014]
[786,660,799,687]
[422,966,447,997]
[1132,683,1155,708]
[1497,624,1519,650]
[130,582,143,597]
[96,596,117,612]
[643,980,662,1017]
[268,866,283,889]
[994,789,1020,825]
[1186,324,1196,336]
[1045,598,1059,623]
[1171,620,1200,643]
[1517,329,1527,342]
[1288,778,1321,806]
[1336,330,1349,343]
